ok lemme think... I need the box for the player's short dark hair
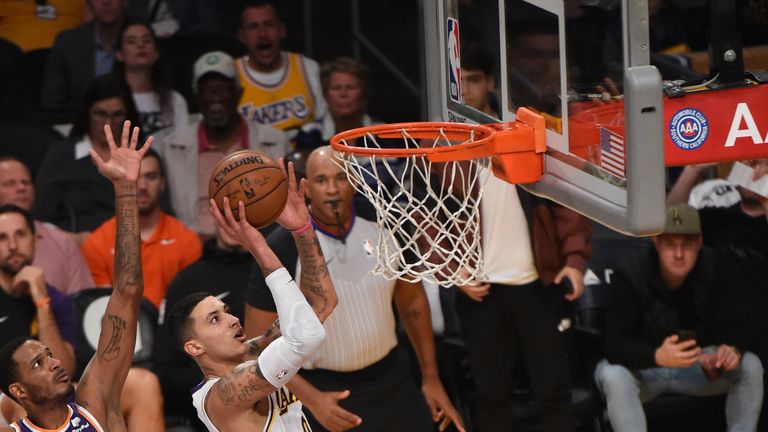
[320,57,371,99]
[0,204,36,235]
[239,0,283,25]
[461,44,496,76]
[0,337,34,403]
[167,292,210,351]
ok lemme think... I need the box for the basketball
[208,150,288,228]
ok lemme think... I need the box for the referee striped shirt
[247,215,398,371]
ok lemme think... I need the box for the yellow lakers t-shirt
[0,0,85,51]
[237,51,326,134]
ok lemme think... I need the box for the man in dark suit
[41,0,127,115]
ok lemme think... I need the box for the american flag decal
[599,128,625,178]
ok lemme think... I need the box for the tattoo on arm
[216,361,273,407]
[101,315,127,361]
[246,319,282,356]
[295,233,329,313]
[113,186,143,295]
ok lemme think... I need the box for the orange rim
[329,122,497,159]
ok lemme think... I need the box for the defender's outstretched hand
[90,121,153,183]
[275,159,310,231]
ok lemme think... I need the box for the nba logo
[447,18,462,103]
[363,239,375,257]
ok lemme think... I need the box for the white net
[333,128,491,286]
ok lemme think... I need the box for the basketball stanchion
[330,108,546,286]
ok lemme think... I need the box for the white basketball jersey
[192,378,311,431]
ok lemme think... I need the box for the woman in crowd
[113,17,189,134]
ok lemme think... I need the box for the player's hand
[275,159,310,232]
[422,374,465,432]
[655,334,701,368]
[209,197,267,254]
[11,266,46,300]
[555,266,584,301]
[90,121,152,184]
[304,389,362,431]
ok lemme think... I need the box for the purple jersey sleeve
[47,284,77,347]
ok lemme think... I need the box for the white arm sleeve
[257,268,326,388]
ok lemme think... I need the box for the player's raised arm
[276,159,338,323]
[76,121,152,416]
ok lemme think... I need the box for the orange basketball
[208,150,288,228]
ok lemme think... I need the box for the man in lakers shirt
[236,0,327,138]
[0,122,152,432]
[167,162,337,431]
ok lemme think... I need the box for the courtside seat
[71,288,159,381]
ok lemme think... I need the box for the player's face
[326,72,365,119]
[9,341,73,406]
[0,212,34,278]
[88,98,128,145]
[653,234,702,282]
[305,151,355,225]
[239,5,285,71]
[137,156,165,215]
[118,24,158,69]
[0,160,35,211]
[188,297,249,362]
[88,0,126,26]
[197,76,241,129]
[460,68,494,114]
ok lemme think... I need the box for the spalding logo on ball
[208,150,288,228]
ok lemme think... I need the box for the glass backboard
[424,0,666,236]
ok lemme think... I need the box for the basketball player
[236,0,327,137]
[0,121,152,432]
[166,161,338,431]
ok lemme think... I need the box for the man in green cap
[594,203,764,432]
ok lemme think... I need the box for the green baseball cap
[664,203,701,235]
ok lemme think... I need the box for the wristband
[290,218,313,235]
[35,297,51,309]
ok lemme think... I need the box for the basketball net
[333,128,490,286]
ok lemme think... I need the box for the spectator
[0,0,86,52]
[460,45,499,118]
[154,225,252,430]
[235,0,327,137]
[0,205,76,376]
[81,148,201,308]
[34,74,141,239]
[158,51,288,238]
[595,204,764,431]
[669,161,768,430]
[454,55,589,431]
[41,0,127,114]
[296,57,378,150]
[245,147,464,432]
[113,17,189,134]
[0,157,93,295]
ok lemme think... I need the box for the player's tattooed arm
[210,360,275,413]
[293,229,337,323]
[245,319,282,357]
[113,183,143,297]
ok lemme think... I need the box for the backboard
[424,0,666,236]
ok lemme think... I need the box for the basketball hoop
[329,108,546,285]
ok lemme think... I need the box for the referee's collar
[312,205,356,241]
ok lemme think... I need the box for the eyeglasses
[90,109,127,122]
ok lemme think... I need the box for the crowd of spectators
[0,0,767,431]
